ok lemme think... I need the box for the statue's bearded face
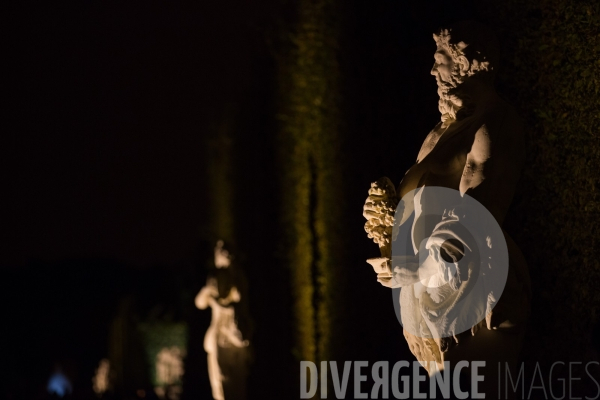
[431,49,456,92]
[431,27,494,124]
[431,47,469,97]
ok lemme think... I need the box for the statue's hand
[229,287,241,303]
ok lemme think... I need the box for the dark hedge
[477,0,600,361]
[275,0,344,363]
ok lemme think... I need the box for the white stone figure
[363,21,531,397]
[92,359,110,395]
[195,241,249,400]
[156,347,185,386]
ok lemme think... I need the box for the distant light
[47,370,72,397]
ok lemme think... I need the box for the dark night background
[4,0,599,399]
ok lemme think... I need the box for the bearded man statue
[363,21,531,397]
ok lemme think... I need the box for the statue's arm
[195,284,218,310]
[459,114,526,224]
[412,118,524,294]
[437,115,528,330]
[459,125,492,195]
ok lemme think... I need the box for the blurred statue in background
[196,240,249,400]
[92,359,111,396]
[363,21,531,397]
[156,348,185,387]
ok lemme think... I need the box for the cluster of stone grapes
[364,180,398,247]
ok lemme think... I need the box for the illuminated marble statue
[195,240,249,400]
[363,21,531,395]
